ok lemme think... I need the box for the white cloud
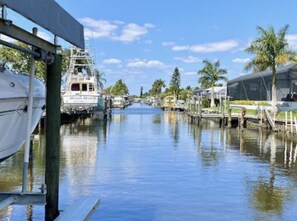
[171,40,239,53]
[115,23,149,42]
[80,18,154,42]
[127,59,167,69]
[183,71,197,76]
[174,56,201,63]
[81,18,118,38]
[0,34,14,43]
[37,31,51,42]
[144,23,155,28]
[144,40,153,44]
[190,40,239,53]
[232,58,250,63]
[0,30,51,43]
[172,45,189,51]
[102,58,122,64]
[287,34,297,49]
[162,41,175,47]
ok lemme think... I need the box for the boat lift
[0,1,98,220]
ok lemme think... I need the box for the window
[89,84,94,91]
[71,83,80,91]
[82,83,87,91]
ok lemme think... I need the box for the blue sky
[4,0,297,95]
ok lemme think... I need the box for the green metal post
[45,54,61,221]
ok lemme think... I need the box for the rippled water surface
[1,103,297,220]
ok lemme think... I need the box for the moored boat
[62,47,104,114]
[112,96,125,109]
[0,64,45,161]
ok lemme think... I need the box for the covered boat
[0,64,45,161]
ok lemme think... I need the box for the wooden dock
[55,196,100,221]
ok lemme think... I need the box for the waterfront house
[227,64,297,101]
[194,86,227,99]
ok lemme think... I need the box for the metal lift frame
[0,1,85,220]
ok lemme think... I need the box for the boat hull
[0,97,45,161]
[62,93,101,113]
[0,69,45,161]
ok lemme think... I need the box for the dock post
[22,49,36,193]
[285,111,288,132]
[295,118,297,134]
[240,107,246,128]
[259,108,263,126]
[45,54,62,221]
[290,111,293,134]
[228,108,232,128]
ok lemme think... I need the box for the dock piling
[227,108,232,128]
[290,111,293,133]
[285,111,288,132]
[295,117,297,134]
[45,54,62,221]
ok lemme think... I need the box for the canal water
[1,103,297,220]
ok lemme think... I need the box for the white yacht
[0,64,45,161]
[62,47,103,114]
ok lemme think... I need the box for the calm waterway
[1,103,297,220]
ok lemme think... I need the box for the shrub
[230,100,270,106]
[201,98,210,108]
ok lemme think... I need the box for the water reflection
[189,120,297,218]
[0,135,45,220]
[163,112,187,147]
[190,120,226,167]
[250,133,287,215]
[2,107,297,220]
[111,114,127,124]
[60,118,108,195]
[0,118,109,220]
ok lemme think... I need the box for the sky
[3,0,297,95]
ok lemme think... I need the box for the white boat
[112,96,125,109]
[62,47,103,114]
[0,64,45,161]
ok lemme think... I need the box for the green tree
[0,42,71,80]
[150,79,166,97]
[112,79,129,95]
[198,59,227,107]
[94,69,106,90]
[59,48,71,74]
[169,67,181,98]
[179,86,193,101]
[104,86,113,94]
[140,86,143,98]
[245,25,297,110]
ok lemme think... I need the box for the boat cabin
[68,75,97,93]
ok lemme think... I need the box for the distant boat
[0,64,45,161]
[62,47,104,114]
[112,96,125,109]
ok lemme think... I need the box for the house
[194,86,227,99]
[227,64,297,101]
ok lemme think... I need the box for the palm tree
[94,69,106,90]
[198,59,228,107]
[245,25,296,111]
[151,79,166,96]
[112,79,129,95]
